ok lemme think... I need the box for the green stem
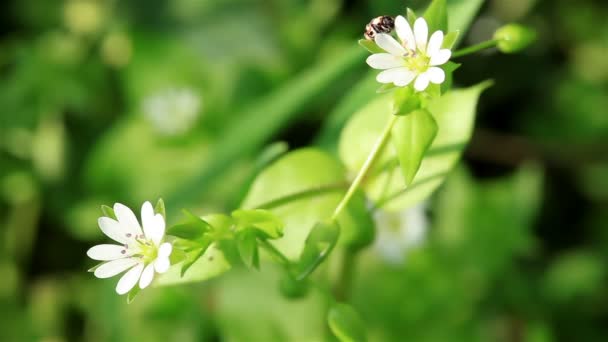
[452,39,499,58]
[258,239,290,267]
[334,249,357,301]
[331,114,399,221]
[256,182,348,210]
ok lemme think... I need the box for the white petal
[374,33,406,56]
[116,262,144,295]
[158,242,173,258]
[145,214,165,246]
[138,263,155,289]
[414,74,430,91]
[154,256,170,273]
[392,69,418,87]
[394,15,415,50]
[426,31,444,57]
[114,203,143,236]
[94,258,140,278]
[87,244,128,261]
[414,18,429,52]
[141,201,155,239]
[98,217,128,244]
[430,49,451,66]
[427,67,446,84]
[376,69,397,83]
[366,53,404,70]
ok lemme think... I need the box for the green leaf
[339,81,492,211]
[154,243,231,286]
[100,205,116,220]
[232,209,284,239]
[392,87,422,116]
[376,83,397,94]
[154,198,166,220]
[242,149,341,260]
[440,61,461,93]
[391,109,438,186]
[166,216,212,240]
[296,220,340,280]
[327,303,367,342]
[424,0,448,33]
[358,39,383,54]
[447,0,486,44]
[126,286,140,304]
[442,30,460,49]
[406,8,417,24]
[180,240,211,276]
[236,230,260,269]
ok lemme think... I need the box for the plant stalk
[452,39,499,58]
[331,114,399,221]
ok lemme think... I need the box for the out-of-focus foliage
[1,0,607,341]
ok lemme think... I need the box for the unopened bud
[494,24,536,54]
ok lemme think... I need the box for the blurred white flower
[87,202,172,295]
[373,203,428,264]
[366,16,451,91]
[142,88,202,136]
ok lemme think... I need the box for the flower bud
[493,24,536,54]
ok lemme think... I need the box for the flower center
[404,51,430,73]
[131,235,157,263]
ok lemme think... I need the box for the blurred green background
[1,0,608,341]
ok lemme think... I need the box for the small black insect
[364,16,395,40]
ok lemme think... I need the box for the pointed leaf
[166,216,212,240]
[406,8,417,24]
[392,87,422,116]
[232,209,284,239]
[154,243,231,286]
[155,198,166,220]
[392,109,438,185]
[424,0,448,33]
[236,230,260,269]
[340,81,492,211]
[358,39,384,54]
[101,205,116,220]
[327,303,367,342]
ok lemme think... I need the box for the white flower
[142,87,202,136]
[373,203,428,264]
[366,16,452,91]
[87,201,173,295]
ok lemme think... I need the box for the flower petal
[154,256,170,273]
[116,262,144,295]
[395,15,416,50]
[114,203,143,236]
[414,18,429,52]
[430,49,451,66]
[139,263,155,289]
[144,214,165,246]
[94,258,140,278]
[392,69,418,87]
[87,244,128,261]
[374,33,406,56]
[366,53,404,70]
[426,31,444,57]
[376,69,396,84]
[141,201,155,239]
[414,73,430,91]
[98,217,128,244]
[427,67,446,84]
[158,242,173,258]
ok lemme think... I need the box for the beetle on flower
[87,201,172,295]
[366,16,452,91]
